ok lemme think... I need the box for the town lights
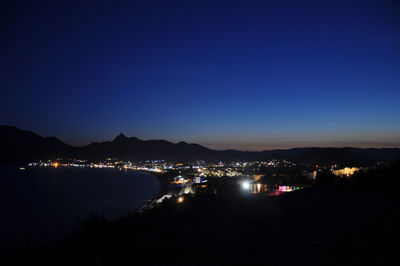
[177,196,184,203]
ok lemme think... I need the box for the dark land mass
[4,160,400,265]
[0,126,74,165]
[1,125,400,165]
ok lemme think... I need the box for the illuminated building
[333,167,360,177]
[253,174,264,182]
[251,183,268,193]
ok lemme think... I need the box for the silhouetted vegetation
[315,170,344,185]
[351,159,400,186]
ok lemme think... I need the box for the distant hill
[1,125,400,165]
[76,133,226,161]
[0,126,74,165]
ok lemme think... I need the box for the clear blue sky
[1,0,399,150]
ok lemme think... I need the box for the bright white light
[241,181,250,190]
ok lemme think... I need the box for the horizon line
[2,125,400,152]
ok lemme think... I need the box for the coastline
[4,160,400,265]
[7,182,399,265]
[133,170,181,214]
[0,166,162,257]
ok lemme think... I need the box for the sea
[0,166,160,255]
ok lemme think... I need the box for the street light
[241,181,250,190]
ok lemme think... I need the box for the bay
[0,166,160,254]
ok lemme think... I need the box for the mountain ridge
[1,125,400,165]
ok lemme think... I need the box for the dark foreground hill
[5,161,400,266]
[1,125,400,165]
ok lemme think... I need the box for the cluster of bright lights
[278,186,301,192]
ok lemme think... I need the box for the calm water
[0,166,160,253]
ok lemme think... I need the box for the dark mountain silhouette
[1,125,400,165]
[76,134,224,161]
[0,126,74,165]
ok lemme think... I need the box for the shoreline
[9,183,399,266]
[0,166,163,256]
[4,160,400,265]
[132,170,181,214]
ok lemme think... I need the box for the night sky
[1,0,399,150]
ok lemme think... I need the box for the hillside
[1,126,399,165]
